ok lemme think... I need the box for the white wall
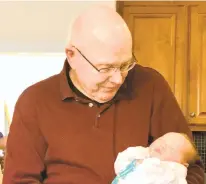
[0,1,116,52]
[0,53,66,134]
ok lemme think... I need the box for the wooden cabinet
[117,1,206,130]
[189,4,206,128]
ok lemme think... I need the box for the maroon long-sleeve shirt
[3,61,205,184]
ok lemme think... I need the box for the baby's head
[149,132,198,166]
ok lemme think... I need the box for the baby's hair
[180,133,199,165]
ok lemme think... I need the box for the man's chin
[95,92,117,103]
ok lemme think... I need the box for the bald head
[65,5,133,103]
[68,5,132,57]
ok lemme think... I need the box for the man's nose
[109,70,124,84]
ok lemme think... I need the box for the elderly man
[3,5,204,184]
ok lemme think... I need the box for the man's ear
[65,45,76,69]
[65,44,74,59]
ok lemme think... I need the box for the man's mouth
[103,87,115,91]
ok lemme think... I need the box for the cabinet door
[122,4,187,114]
[189,5,206,125]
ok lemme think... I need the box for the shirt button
[88,103,93,107]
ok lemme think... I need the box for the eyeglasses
[73,46,137,75]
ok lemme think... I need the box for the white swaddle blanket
[113,146,188,184]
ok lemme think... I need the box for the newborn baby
[112,132,198,184]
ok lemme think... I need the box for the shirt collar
[59,59,75,100]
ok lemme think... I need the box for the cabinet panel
[122,5,187,113]
[189,5,206,125]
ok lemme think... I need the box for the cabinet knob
[189,112,196,118]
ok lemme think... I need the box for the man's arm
[150,70,205,184]
[3,90,47,184]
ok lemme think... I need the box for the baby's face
[149,132,192,164]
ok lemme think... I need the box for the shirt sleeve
[150,70,205,184]
[3,90,47,184]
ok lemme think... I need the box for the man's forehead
[94,54,133,67]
